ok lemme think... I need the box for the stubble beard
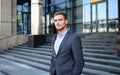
[58,25,66,31]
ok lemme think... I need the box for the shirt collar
[57,29,68,37]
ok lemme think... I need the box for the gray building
[16,0,120,34]
[0,0,120,50]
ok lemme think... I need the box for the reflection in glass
[54,0,66,4]
[108,20,118,32]
[98,2,106,32]
[66,1,70,8]
[66,9,72,24]
[72,24,83,33]
[108,0,118,32]
[108,0,118,19]
[23,5,28,12]
[23,13,28,34]
[42,0,119,33]
[17,12,22,34]
[42,0,45,7]
[91,2,107,32]
[83,4,91,33]
[17,5,22,11]
[51,6,54,14]
[73,0,83,7]
[92,4,97,32]
[83,0,90,5]
[55,3,66,11]
[17,2,31,34]
[73,6,83,23]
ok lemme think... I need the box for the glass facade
[42,0,118,33]
[17,1,31,34]
[16,0,119,34]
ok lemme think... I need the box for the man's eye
[59,19,63,21]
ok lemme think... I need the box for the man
[50,11,84,75]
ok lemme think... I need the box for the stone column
[31,0,42,35]
[11,0,17,35]
[0,0,16,36]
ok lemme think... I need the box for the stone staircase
[0,32,120,75]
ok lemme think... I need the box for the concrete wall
[0,0,26,52]
[0,0,16,36]
[12,0,17,35]
[0,34,29,52]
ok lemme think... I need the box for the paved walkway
[0,58,49,75]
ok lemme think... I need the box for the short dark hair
[54,11,67,20]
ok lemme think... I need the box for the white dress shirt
[54,30,68,55]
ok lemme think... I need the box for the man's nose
[56,21,59,25]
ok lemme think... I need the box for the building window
[83,4,91,33]
[54,0,66,4]
[55,3,66,11]
[108,0,118,32]
[17,2,31,34]
[108,0,118,19]
[73,6,83,24]
[42,0,119,33]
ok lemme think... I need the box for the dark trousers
[54,71,57,75]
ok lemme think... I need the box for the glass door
[23,12,31,34]
[91,1,107,32]
[23,13,28,34]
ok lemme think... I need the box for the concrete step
[82,40,116,43]
[82,37,116,41]
[82,67,117,75]
[15,46,52,52]
[0,54,50,72]
[83,36,116,38]
[82,45,116,50]
[0,54,118,75]
[0,57,49,75]
[0,31,119,75]
[82,32,116,37]
[82,35,116,39]
[42,43,51,46]
[82,37,116,40]
[83,49,117,55]
[38,45,52,49]
[85,62,120,74]
[84,57,120,67]
[8,45,119,74]
[3,52,50,65]
[83,52,120,60]
[82,42,115,46]
[7,48,51,56]
[5,50,51,60]
[9,48,52,56]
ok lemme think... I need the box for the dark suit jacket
[50,31,84,75]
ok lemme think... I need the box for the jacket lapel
[52,34,57,57]
[56,31,70,56]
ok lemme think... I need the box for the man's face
[54,15,68,31]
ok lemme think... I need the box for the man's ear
[66,20,68,24]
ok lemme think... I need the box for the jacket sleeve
[72,36,84,75]
[50,35,56,75]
